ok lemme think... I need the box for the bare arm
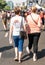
[9,18,13,44]
[9,25,13,38]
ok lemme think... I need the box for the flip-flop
[14,58,18,61]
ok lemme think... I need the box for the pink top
[26,13,42,34]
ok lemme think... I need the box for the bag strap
[30,14,38,25]
[20,17,23,31]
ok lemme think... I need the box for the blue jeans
[13,36,24,52]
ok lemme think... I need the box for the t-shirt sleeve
[10,18,14,26]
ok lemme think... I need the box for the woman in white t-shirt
[9,8,26,63]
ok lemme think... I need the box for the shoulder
[11,16,16,21]
[11,16,15,19]
[36,14,41,18]
[33,13,40,18]
[19,16,22,19]
[10,16,15,23]
[18,16,24,21]
[26,15,31,19]
[27,15,30,17]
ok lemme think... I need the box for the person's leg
[33,33,40,61]
[13,36,18,60]
[42,18,44,25]
[4,32,8,37]
[18,52,22,63]
[2,19,7,30]
[28,34,33,49]
[26,34,33,54]
[18,38,24,63]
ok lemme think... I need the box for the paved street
[0,18,45,65]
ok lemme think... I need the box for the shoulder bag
[20,17,27,39]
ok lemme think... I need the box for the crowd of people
[0,6,45,63]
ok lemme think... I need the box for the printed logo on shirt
[14,20,20,28]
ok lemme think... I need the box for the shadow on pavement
[22,49,45,62]
[0,45,13,52]
[22,52,33,61]
[0,29,9,32]
[37,49,45,59]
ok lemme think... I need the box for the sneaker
[33,53,37,62]
[26,46,30,54]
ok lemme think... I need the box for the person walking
[1,10,7,30]
[9,7,26,63]
[39,10,45,29]
[26,6,42,61]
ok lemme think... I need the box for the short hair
[31,6,37,13]
[14,7,21,14]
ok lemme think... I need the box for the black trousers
[42,17,44,25]
[28,33,41,53]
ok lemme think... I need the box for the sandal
[14,58,18,61]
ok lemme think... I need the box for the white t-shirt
[10,15,26,36]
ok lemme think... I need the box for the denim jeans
[13,36,24,52]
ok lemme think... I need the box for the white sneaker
[26,46,30,54]
[0,52,2,58]
[33,53,37,62]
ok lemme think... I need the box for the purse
[20,31,27,39]
[20,17,27,39]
